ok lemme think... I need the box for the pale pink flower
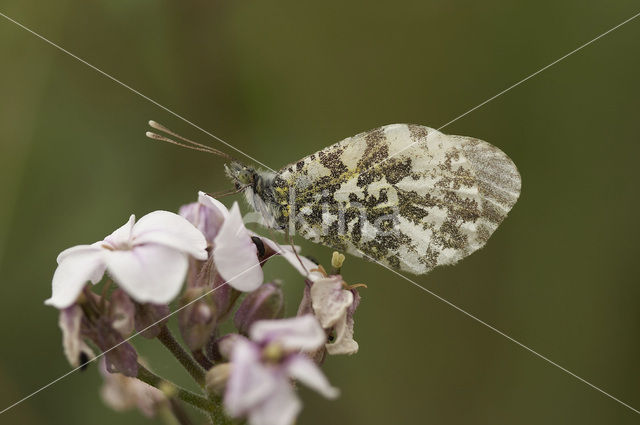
[180,192,322,292]
[224,315,339,425]
[46,211,207,309]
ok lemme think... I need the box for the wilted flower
[59,304,95,368]
[99,358,166,418]
[224,315,339,425]
[46,211,208,309]
[310,276,360,355]
[58,290,139,376]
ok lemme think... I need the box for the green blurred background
[1,1,639,424]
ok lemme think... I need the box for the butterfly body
[226,124,521,274]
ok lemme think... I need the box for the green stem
[136,364,215,413]
[168,399,194,425]
[157,325,206,387]
[192,349,214,370]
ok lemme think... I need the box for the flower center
[261,342,284,363]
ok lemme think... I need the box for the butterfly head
[225,161,256,189]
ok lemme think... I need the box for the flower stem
[192,349,214,370]
[168,399,194,425]
[157,325,206,387]
[136,364,215,413]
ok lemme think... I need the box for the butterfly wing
[272,124,521,274]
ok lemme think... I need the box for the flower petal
[224,339,276,417]
[250,315,325,351]
[286,354,339,399]
[180,192,228,244]
[260,238,323,282]
[213,203,263,292]
[248,378,301,425]
[234,282,284,335]
[132,210,208,260]
[46,247,106,308]
[310,276,353,329]
[106,244,188,304]
[198,191,230,220]
[103,215,136,249]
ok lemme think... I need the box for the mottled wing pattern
[272,124,521,274]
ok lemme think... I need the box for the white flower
[310,276,359,355]
[181,192,322,292]
[224,315,339,425]
[46,211,208,309]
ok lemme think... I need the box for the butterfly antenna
[146,120,233,159]
[145,131,219,155]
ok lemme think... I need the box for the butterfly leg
[285,229,310,275]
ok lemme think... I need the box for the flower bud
[205,363,231,395]
[191,256,241,320]
[331,251,345,270]
[234,282,284,335]
[296,280,314,317]
[134,303,170,339]
[209,333,244,361]
[178,287,218,351]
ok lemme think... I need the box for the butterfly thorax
[225,161,288,231]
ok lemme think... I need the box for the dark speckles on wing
[408,124,430,141]
[318,147,348,177]
[357,128,389,170]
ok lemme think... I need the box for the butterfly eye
[327,329,336,343]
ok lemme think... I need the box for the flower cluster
[47,191,363,425]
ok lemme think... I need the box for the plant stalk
[157,325,206,387]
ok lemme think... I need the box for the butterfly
[148,122,521,275]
